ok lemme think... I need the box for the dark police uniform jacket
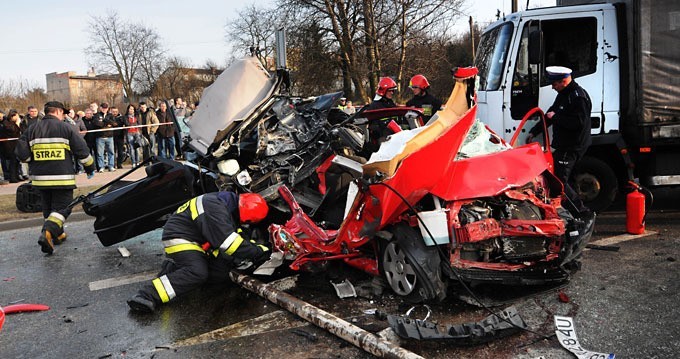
[406,92,442,118]
[15,115,95,188]
[529,81,592,154]
[160,192,268,263]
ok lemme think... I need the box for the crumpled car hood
[188,57,278,156]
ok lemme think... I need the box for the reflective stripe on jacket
[15,115,94,189]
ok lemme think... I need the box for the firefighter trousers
[140,249,233,305]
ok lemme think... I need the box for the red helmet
[376,77,397,96]
[239,193,269,223]
[409,74,430,89]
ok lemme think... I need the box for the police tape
[0,122,175,142]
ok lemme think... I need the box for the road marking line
[168,310,307,348]
[88,271,157,291]
[587,231,657,248]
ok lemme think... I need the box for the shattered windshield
[455,120,510,160]
[475,22,514,91]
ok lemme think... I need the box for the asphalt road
[0,200,678,358]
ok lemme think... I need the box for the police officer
[127,191,271,312]
[15,101,96,255]
[406,74,442,122]
[526,66,592,216]
[364,77,398,110]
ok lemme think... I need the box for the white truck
[474,0,680,211]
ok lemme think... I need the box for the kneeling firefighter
[127,191,270,312]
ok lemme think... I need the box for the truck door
[507,13,604,144]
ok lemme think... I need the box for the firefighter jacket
[364,96,396,111]
[529,81,592,154]
[161,192,269,264]
[15,115,95,188]
[406,92,442,118]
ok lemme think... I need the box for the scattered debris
[558,291,570,303]
[585,244,620,251]
[667,257,676,262]
[554,316,615,358]
[66,303,89,309]
[3,277,15,282]
[117,247,131,258]
[230,271,425,359]
[2,303,50,313]
[253,252,284,276]
[384,306,526,345]
[97,354,112,359]
[291,328,318,342]
[63,316,73,323]
[331,279,357,298]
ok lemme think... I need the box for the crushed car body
[82,57,595,302]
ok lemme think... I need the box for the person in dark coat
[0,110,23,182]
[156,102,176,160]
[527,66,593,217]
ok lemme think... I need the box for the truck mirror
[528,30,542,64]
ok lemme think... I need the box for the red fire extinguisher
[626,181,648,234]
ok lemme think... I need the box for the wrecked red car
[267,68,593,302]
[82,58,593,302]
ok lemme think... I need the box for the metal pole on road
[229,271,424,359]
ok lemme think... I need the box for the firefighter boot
[38,217,63,255]
[127,291,158,313]
[53,232,68,245]
[38,230,54,255]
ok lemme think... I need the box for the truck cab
[475,3,625,211]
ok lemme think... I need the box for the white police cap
[546,66,572,81]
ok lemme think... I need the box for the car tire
[380,224,447,303]
[572,156,618,212]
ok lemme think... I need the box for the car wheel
[381,224,447,302]
[572,156,618,212]
[383,241,418,296]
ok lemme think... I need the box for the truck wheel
[572,156,618,212]
[381,224,447,303]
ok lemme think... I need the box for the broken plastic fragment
[331,279,357,298]
[253,252,284,276]
[386,306,526,344]
[117,247,131,257]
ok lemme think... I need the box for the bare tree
[225,5,283,68]
[85,11,165,102]
[0,78,46,113]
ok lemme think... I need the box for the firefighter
[15,101,96,255]
[364,77,398,110]
[406,74,442,122]
[127,191,270,313]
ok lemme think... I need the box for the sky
[0,0,555,90]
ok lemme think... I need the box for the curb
[0,212,93,232]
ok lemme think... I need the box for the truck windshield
[475,22,514,91]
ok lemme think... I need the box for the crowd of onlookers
[0,98,197,185]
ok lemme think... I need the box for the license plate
[554,316,615,359]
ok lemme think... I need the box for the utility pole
[469,16,475,61]
[512,0,518,13]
